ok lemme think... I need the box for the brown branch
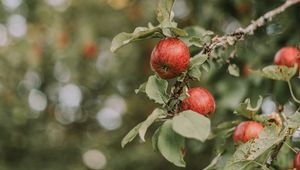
[166,0,300,113]
[203,0,300,56]
[240,0,300,35]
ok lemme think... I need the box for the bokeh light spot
[82,149,107,170]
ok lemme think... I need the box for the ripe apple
[274,47,300,68]
[150,38,190,79]
[233,121,264,143]
[294,151,300,170]
[181,87,215,116]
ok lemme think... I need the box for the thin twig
[239,0,300,35]
[287,80,300,104]
[284,141,297,153]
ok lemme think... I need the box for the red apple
[274,47,300,68]
[181,87,215,116]
[233,121,264,143]
[294,151,300,170]
[150,38,190,79]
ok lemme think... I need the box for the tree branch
[240,0,300,35]
[167,0,300,112]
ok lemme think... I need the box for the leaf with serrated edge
[254,64,297,81]
[172,110,211,142]
[139,108,165,142]
[121,122,143,148]
[224,125,286,170]
[111,27,161,52]
[145,75,168,104]
[158,120,186,167]
[189,54,208,68]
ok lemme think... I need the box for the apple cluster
[233,47,300,143]
[150,38,215,116]
[150,38,300,168]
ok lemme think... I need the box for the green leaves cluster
[113,0,300,168]
[122,109,211,167]
[111,0,188,53]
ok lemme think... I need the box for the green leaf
[156,0,176,27]
[139,108,165,142]
[287,111,300,128]
[152,127,161,152]
[183,26,214,47]
[184,26,214,37]
[202,63,210,72]
[203,153,222,170]
[228,64,240,77]
[188,67,202,81]
[135,82,147,94]
[254,64,297,81]
[224,125,284,170]
[169,27,188,37]
[111,27,161,52]
[189,54,208,68]
[145,75,168,104]
[178,86,189,101]
[121,122,143,148]
[158,120,186,167]
[234,96,263,119]
[172,110,211,142]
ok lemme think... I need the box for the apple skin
[294,151,300,170]
[233,121,264,143]
[274,47,300,68]
[181,87,215,116]
[150,38,190,79]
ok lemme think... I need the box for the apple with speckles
[274,47,300,69]
[181,87,215,116]
[233,121,264,143]
[150,38,190,79]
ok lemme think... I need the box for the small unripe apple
[150,38,190,79]
[274,47,300,68]
[233,121,264,143]
[294,151,300,170]
[181,87,215,116]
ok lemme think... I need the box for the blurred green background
[0,0,299,169]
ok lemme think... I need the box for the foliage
[0,0,300,170]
